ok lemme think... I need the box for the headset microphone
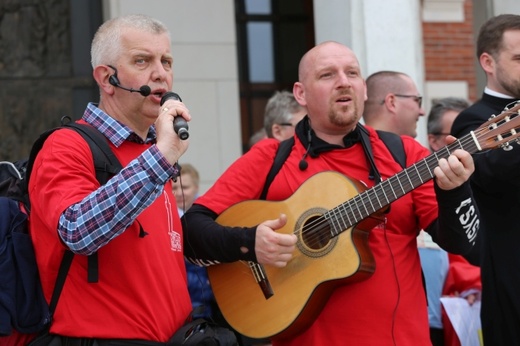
[112,82,151,97]
[299,155,309,171]
[299,128,312,171]
[160,92,190,140]
[107,65,151,96]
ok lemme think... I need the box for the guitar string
[292,118,516,247]
[303,108,520,245]
[295,135,471,244]
[294,106,520,246]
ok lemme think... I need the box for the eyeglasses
[394,94,423,107]
[278,123,294,127]
[432,132,451,136]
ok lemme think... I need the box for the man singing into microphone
[28,14,197,344]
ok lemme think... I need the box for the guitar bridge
[249,261,274,299]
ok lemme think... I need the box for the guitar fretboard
[326,132,480,236]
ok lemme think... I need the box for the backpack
[0,119,122,337]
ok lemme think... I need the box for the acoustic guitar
[207,102,520,340]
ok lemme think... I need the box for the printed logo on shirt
[169,229,182,252]
[164,191,182,252]
[372,220,387,232]
[455,198,479,245]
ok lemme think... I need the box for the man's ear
[479,52,495,74]
[93,65,116,95]
[271,124,283,141]
[383,93,397,112]
[427,134,437,150]
[293,82,306,106]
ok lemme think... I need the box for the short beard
[329,103,359,129]
[497,66,520,98]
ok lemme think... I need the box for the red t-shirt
[29,128,191,341]
[197,127,436,345]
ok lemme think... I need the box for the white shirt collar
[484,87,515,99]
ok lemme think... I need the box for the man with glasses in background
[364,79,473,345]
[263,90,307,142]
[363,70,425,138]
[427,97,471,152]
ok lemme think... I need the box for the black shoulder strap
[27,121,123,317]
[260,130,406,198]
[366,129,427,294]
[260,137,294,200]
[62,123,124,284]
[359,127,407,184]
[376,130,406,169]
[26,122,123,192]
[359,125,382,183]
[64,122,123,181]
[47,251,74,317]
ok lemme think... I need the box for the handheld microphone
[107,65,151,96]
[160,92,190,140]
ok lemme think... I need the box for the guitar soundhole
[302,215,331,249]
[296,208,338,258]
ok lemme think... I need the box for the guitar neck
[326,132,480,236]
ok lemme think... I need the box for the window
[235,0,314,151]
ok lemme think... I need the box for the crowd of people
[2,10,519,346]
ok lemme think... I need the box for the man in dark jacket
[451,14,520,346]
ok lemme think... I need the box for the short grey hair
[91,14,170,67]
[427,97,470,135]
[263,91,305,138]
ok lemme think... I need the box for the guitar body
[207,171,384,340]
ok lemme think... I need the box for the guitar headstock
[475,101,520,151]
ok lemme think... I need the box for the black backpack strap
[67,123,149,238]
[358,127,407,184]
[24,121,123,204]
[24,121,124,320]
[367,129,427,297]
[27,120,125,320]
[62,122,124,284]
[358,125,383,184]
[376,130,406,169]
[64,122,123,181]
[25,128,63,204]
[47,250,74,316]
[260,137,294,200]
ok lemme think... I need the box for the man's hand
[155,99,191,165]
[254,214,297,268]
[434,135,475,190]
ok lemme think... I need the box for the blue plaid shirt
[58,102,179,255]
